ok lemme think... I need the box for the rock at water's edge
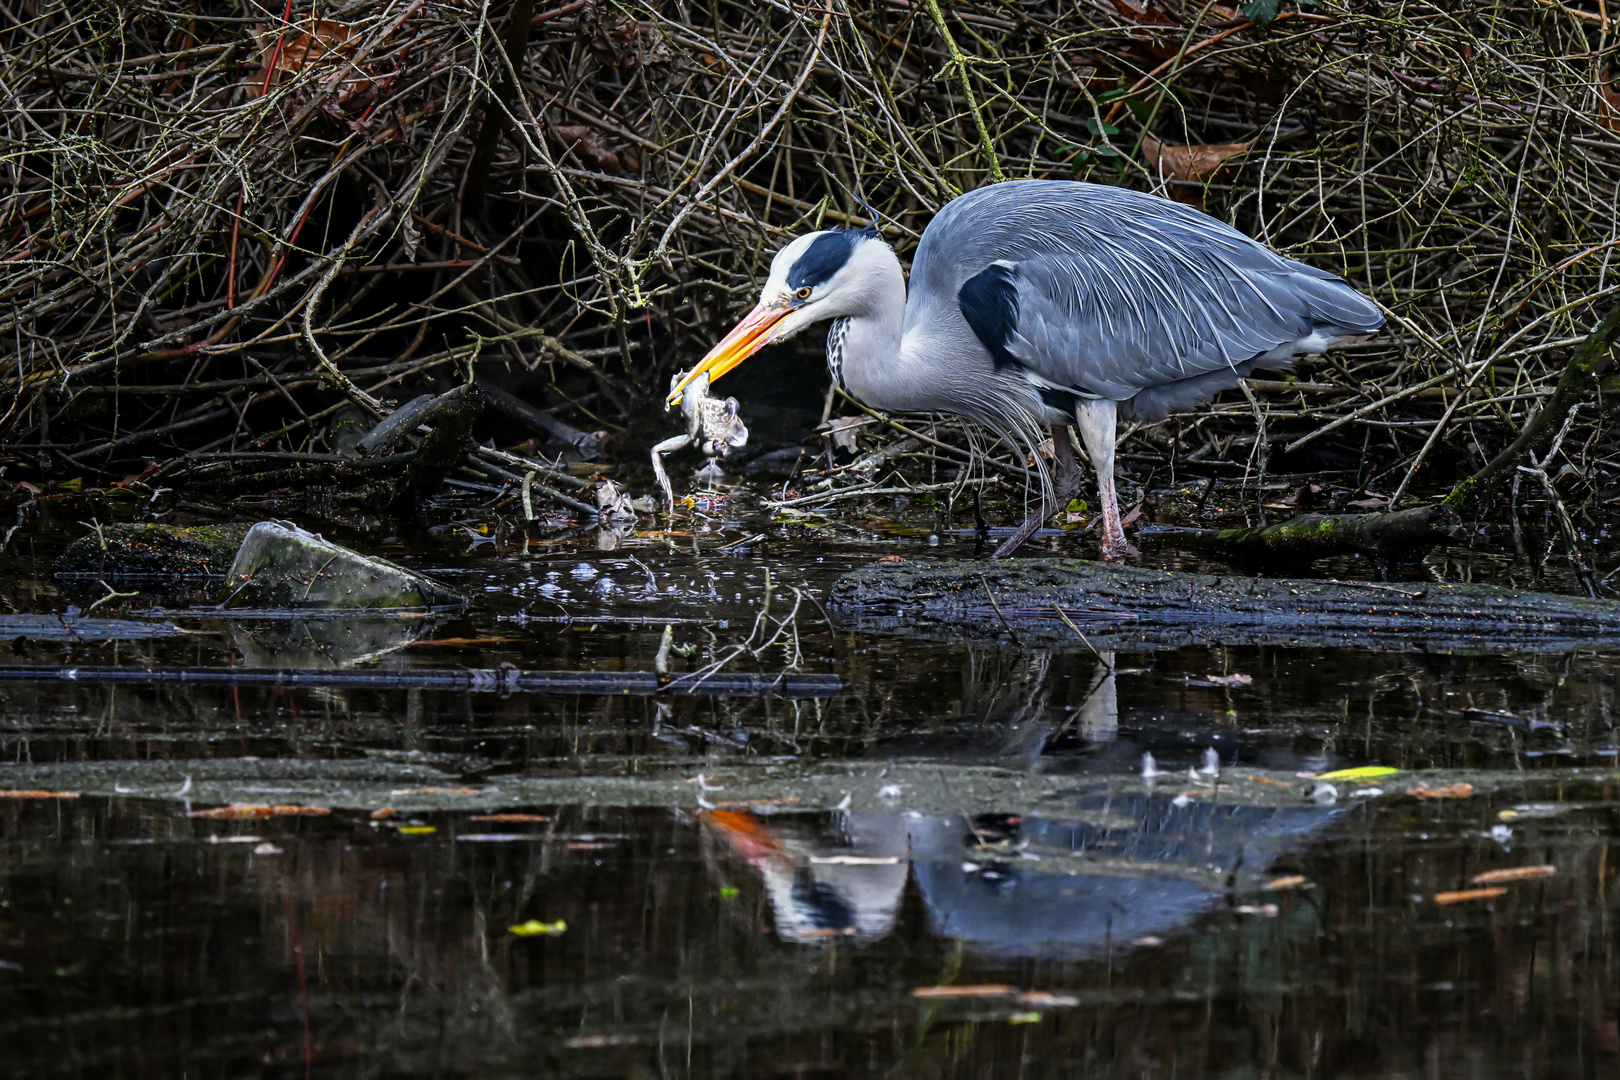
[221,521,465,609]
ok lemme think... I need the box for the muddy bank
[54,522,250,579]
[830,558,1620,650]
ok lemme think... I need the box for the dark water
[3,500,1619,1078]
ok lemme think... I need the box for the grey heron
[669,180,1384,559]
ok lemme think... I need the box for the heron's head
[668,227,895,407]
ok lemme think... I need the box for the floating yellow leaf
[1316,766,1399,781]
[395,825,437,835]
[510,919,567,937]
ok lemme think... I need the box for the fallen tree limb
[831,558,1620,651]
[1140,505,1461,564]
[1444,303,1620,509]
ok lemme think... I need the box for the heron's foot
[1097,529,1131,562]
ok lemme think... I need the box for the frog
[652,370,749,514]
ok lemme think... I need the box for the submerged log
[830,558,1620,650]
[1142,505,1461,563]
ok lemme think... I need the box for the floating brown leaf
[1265,874,1309,890]
[1434,887,1507,905]
[470,813,550,823]
[1140,135,1254,210]
[1471,865,1557,885]
[0,789,80,799]
[189,803,331,819]
[1410,782,1475,800]
[913,985,1016,999]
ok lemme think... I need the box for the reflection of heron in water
[702,797,1339,957]
[700,647,1339,956]
[702,809,909,944]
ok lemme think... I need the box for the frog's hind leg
[651,435,692,516]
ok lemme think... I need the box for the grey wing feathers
[920,181,1383,421]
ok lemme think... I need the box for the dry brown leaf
[257,20,355,80]
[370,807,395,820]
[1598,73,1620,133]
[1434,887,1507,905]
[822,415,865,453]
[1140,134,1253,210]
[1110,0,1179,26]
[552,124,626,175]
[0,789,80,799]
[190,804,331,819]
[1471,865,1557,885]
[913,985,1016,999]
[1410,782,1475,800]
[581,1,671,69]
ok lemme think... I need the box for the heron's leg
[1074,398,1128,561]
[991,425,1082,559]
[651,435,691,515]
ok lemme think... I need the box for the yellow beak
[667,304,789,407]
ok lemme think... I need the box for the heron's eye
[795,286,813,301]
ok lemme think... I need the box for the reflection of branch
[669,574,806,693]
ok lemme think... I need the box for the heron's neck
[825,252,937,412]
